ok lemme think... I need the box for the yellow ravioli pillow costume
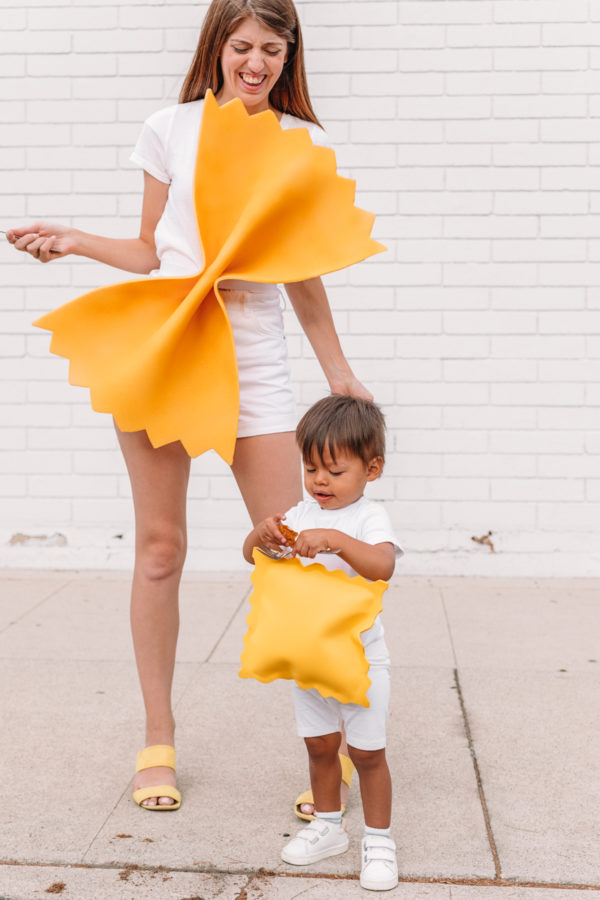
[239,550,388,707]
[33,92,385,463]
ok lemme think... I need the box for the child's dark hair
[296,394,386,465]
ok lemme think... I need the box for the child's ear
[366,456,384,481]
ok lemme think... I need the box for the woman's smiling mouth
[240,73,267,86]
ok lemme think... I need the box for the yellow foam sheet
[239,550,387,708]
[33,92,385,463]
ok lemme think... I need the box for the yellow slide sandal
[132,744,181,811]
[294,753,355,821]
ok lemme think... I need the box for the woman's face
[217,17,288,114]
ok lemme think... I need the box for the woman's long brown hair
[178,0,321,127]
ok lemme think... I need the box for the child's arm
[243,514,291,564]
[293,529,396,582]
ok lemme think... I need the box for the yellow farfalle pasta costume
[33,92,384,464]
[239,550,388,707]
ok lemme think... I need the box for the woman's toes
[300,802,315,815]
[142,797,158,808]
[158,796,175,806]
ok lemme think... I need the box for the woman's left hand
[328,370,373,402]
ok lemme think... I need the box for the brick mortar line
[1,860,599,892]
[453,665,503,880]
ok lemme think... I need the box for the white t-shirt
[130,99,330,278]
[283,496,403,666]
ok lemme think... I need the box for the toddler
[244,394,402,891]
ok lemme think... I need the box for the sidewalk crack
[0,578,73,636]
[453,666,502,880]
[233,872,252,899]
[205,583,251,663]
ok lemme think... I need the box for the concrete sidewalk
[0,570,598,900]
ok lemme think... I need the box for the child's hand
[293,529,338,559]
[255,515,291,552]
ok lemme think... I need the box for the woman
[8,0,368,811]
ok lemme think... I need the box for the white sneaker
[281,818,349,865]
[360,835,398,891]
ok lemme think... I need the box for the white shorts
[292,664,390,751]
[220,282,297,439]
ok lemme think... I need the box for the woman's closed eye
[232,45,282,56]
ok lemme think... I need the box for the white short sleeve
[280,113,331,150]
[130,107,175,185]
[356,503,403,558]
[305,123,331,149]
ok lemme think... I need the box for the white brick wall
[1,0,599,572]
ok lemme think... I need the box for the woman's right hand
[7,222,77,263]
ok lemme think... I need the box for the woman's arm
[7,172,168,274]
[284,277,373,400]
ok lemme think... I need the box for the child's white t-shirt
[130,99,330,278]
[283,496,403,666]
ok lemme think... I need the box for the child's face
[303,444,383,510]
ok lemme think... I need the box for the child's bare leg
[347,746,392,828]
[350,745,397,891]
[305,732,342,812]
[282,731,349,866]
[298,726,351,816]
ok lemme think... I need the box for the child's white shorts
[292,664,390,751]
[220,283,297,439]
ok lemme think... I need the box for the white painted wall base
[1,526,598,578]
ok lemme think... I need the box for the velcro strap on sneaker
[364,836,396,861]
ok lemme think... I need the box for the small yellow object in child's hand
[278,523,298,546]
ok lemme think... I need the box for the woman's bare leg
[116,425,190,807]
[231,431,303,524]
[231,432,351,812]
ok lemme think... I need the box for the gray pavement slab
[441,580,600,671]
[1,571,600,896]
[459,669,600,885]
[1,870,599,900]
[389,668,493,880]
[0,865,249,900]
[375,579,456,669]
[85,671,311,871]
[449,890,600,900]
[83,664,492,880]
[0,658,199,863]
[245,876,451,899]
[0,574,68,630]
[0,574,248,663]
[1,657,137,861]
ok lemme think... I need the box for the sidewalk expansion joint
[1,861,599,892]
[453,666,502,880]
[205,583,252,663]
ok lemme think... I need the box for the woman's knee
[305,732,342,763]
[136,526,187,582]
